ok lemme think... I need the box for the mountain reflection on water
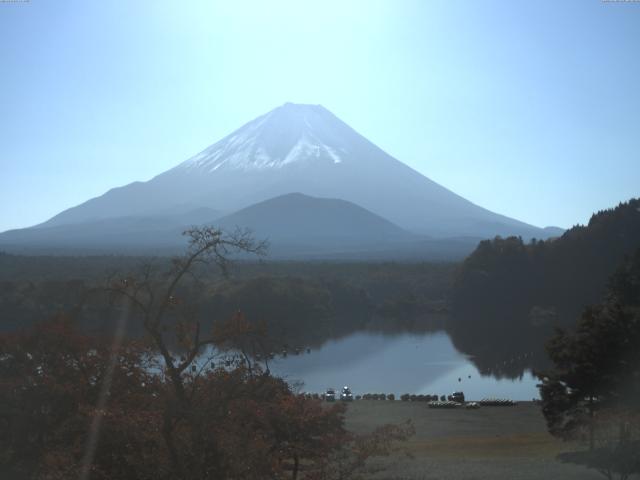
[207,331,541,401]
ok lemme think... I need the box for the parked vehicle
[448,391,465,403]
[340,386,353,402]
[325,388,336,402]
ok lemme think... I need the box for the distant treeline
[449,198,640,377]
[0,256,454,349]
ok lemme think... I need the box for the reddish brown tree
[1,228,414,479]
[0,316,163,480]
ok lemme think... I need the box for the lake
[255,331,540,400]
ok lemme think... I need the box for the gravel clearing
[344,401,608,479]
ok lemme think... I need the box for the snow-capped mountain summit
[181,103,348,172]
[15,102,555,243]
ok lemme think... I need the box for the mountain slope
[0,207,219,253]
[34,103,553,239]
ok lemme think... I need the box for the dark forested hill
[213,193,417,255]
[448,198,640,377]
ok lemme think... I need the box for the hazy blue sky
[1,0,639,232]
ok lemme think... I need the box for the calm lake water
[258,331,540,401]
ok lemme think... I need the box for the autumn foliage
[0,316,162,479]
[0,315,413,480]
[0,227,413,479]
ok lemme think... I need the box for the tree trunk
[162,406,185,479]
[292,453,299,480]
[589,396,595,451]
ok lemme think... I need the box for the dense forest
[449,198,640,377]
[0,255,453,350]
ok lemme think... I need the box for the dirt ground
[343,401,609,480]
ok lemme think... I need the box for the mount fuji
[1,103,561,257]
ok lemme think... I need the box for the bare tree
[107,226,267,478]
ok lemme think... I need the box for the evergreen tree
[537,250,640,479]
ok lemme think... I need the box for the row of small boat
[478,398,516,406]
